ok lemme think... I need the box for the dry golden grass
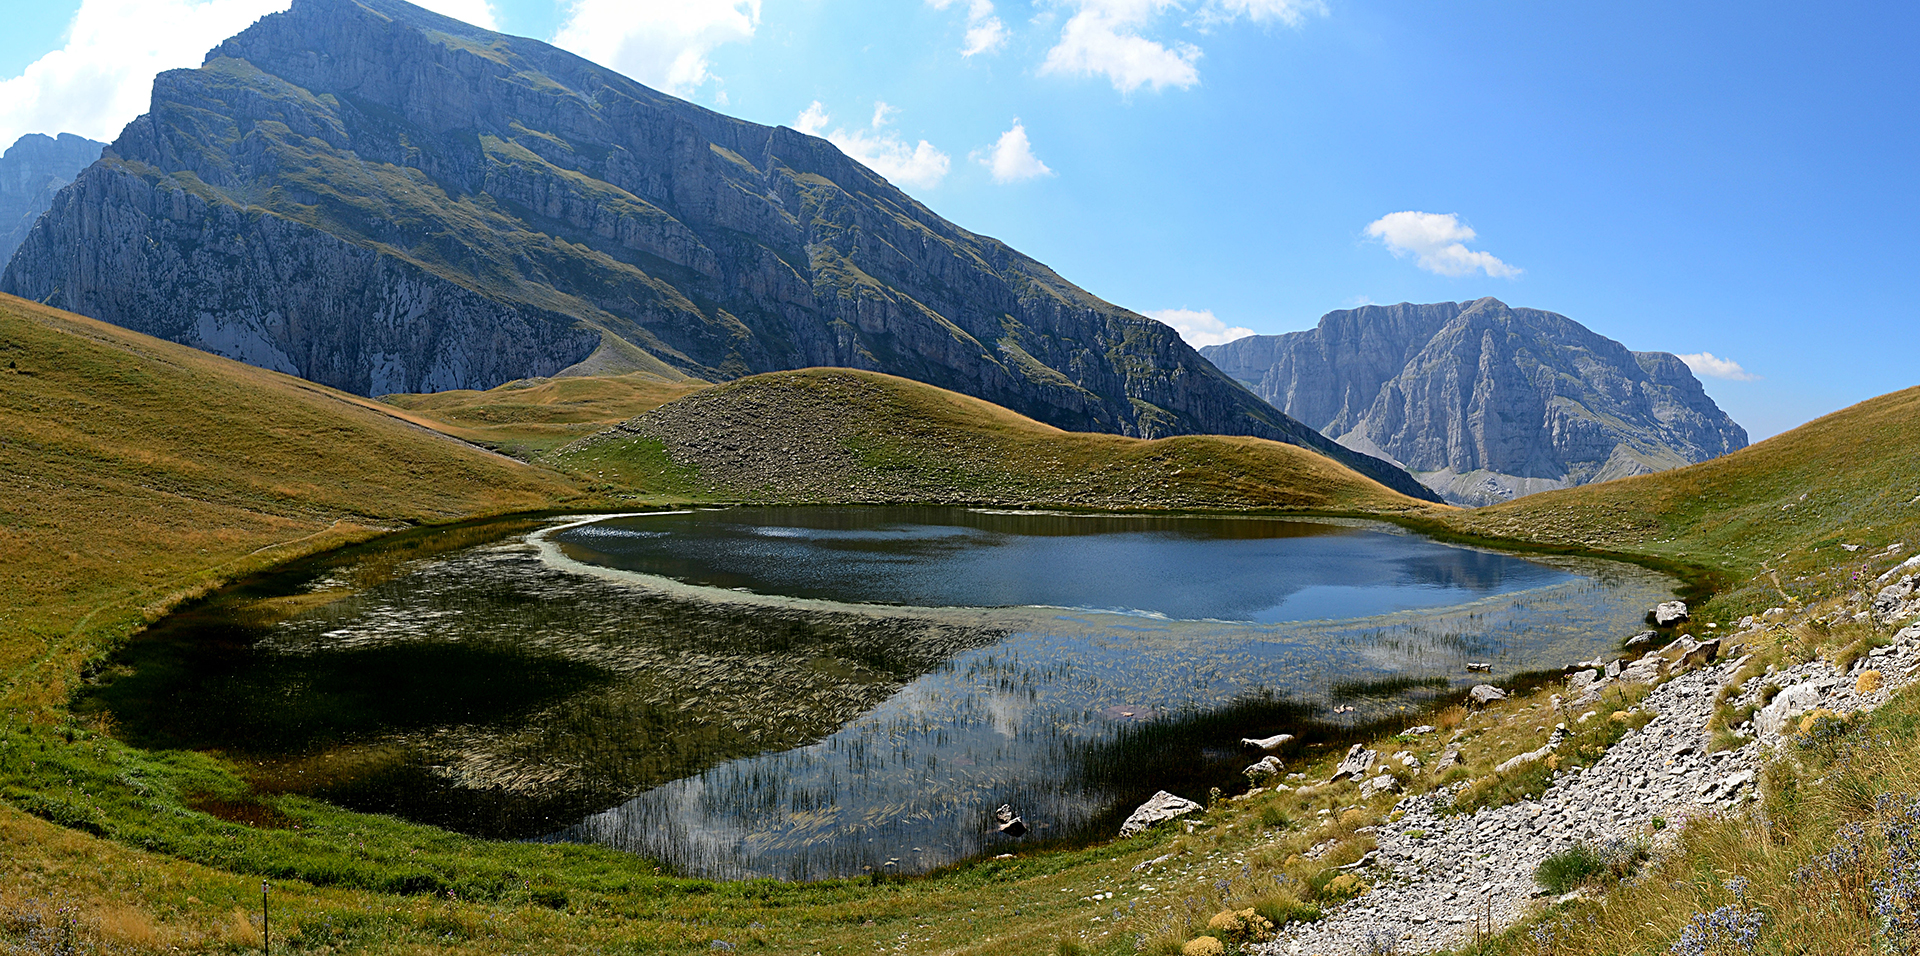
[0,291,589,715]
[381,371,708,458]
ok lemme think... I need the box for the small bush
[1180,936,1224,956]
[1250,891,1319,928]
[1535,844,1605,893]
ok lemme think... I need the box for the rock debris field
[1229,589,1920,955]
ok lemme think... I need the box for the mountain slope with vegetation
[554,368,1432,513]
[0,291,586,718]
[0,0,1434,501]
[1441,383,1920,620]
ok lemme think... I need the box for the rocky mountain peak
[1202,300,1748,506]
[0,0,1438,500]
[0,132,105,268]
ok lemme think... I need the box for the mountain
[1201,298,1747,506]
[0,133,104,267]
[0,0,1436,502]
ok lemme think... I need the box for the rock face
[0,0,1433,500]
[0,133,104,268]
[1201,299,1747,505]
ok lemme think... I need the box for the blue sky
[3,0,1916,441]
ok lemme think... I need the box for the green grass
[380,372,706,459]
[6,283,1920,954]
[550,368,1434,514]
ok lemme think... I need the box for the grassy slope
[380,373,709,458]
[0,293,592,716]
[0,298,1441,955]
[1441,385,1920,621]
[554,367,1434,514]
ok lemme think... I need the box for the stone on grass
[1119,791,1202,838]
[1331,744,1377,783]
[1653,601,1690,627]
[1244,755,1284,783]
[1469,684,1508,706]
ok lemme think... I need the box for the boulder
[1566,669,1601,698]
[1330,744,1377,783]
[1626,631,1656,648]
[993,803,1027,837]
[1243,755,1284,783]
[1682,638,1721,668]
[1240,733,1295,751]
[1361,774,1400,797]
[1469,684,1508,706]
[1465,662,1493,673]
[1757,683,1823,736]
[1873,575,1920,625]
[1119,791,1203,838]
[1653,601,1690,627]
[1878,555,1920,586]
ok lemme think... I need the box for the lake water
[90,508,1677,880]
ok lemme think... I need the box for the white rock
[1331,744,1377,783]
[1469,684,1508,705]
[1756,683,1822,736]
[1241,733,1295,751]
[1653,601,1690,627]
[1119,791,1202,838]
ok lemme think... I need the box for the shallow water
[91,508,1677,881]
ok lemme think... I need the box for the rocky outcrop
[0,133,104,268]
[1202,299,1746,505]
[0,0,1433,499]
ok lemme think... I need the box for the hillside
[0,291,587,716]
[382,372,708,458]
[1202,299,1747,505]
[0,0,1435,501]
[1441,383,1920,616]
[555,368,1433,514]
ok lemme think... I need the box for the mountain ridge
[0,0,1438,501]
[0,132,104,268]
[1202,298,1747,506]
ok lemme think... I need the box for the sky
[2,1,1917,441]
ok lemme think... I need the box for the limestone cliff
[1202,299,1748,506]
[0,0,1434,499]
[0,133,104,268]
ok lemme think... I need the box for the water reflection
[554,508,1569,623]
[87,508,1678,881]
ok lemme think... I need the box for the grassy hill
[552,368,1434,514]
[0,293,594,717]
[1441,385,1920,620]
[381,373,708,458]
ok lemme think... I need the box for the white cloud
[1365,211,1522,279]
[552,0,759,96]
[1144,308,1255,348]
[1200,0,1328,27]
[1038,0,1325,94]
[1677,352,1760,382]
[928,0,1008,57]
[1040,1,1200,94]
[0,0,298,150]
[792,101,951,190]
[973,120,1053,183]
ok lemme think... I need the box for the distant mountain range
[1201,299,1748,506]
[0,133,103,268]
[0,0,1436,501]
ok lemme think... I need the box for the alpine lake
[84,507,1678,881]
